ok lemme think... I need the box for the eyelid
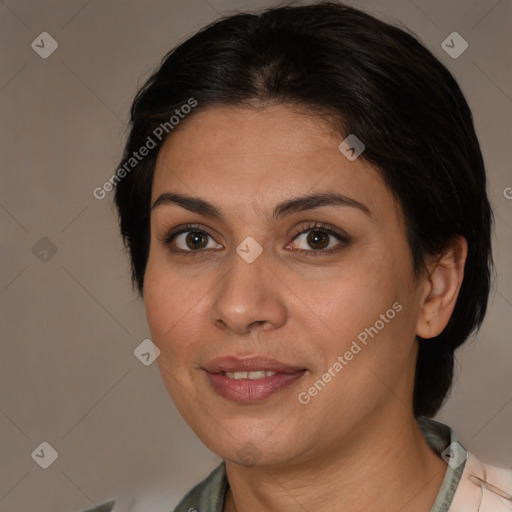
[290,221,350,243]
[287,221,350,255]
[158,223,207,245]
[158,223,222,258]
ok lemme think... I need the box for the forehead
[151,105,395,222]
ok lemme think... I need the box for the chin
[199,422,305,467]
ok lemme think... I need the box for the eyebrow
[151,191,371,221]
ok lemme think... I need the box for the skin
[143,104,467,512]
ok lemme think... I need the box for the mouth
[203,355,305,374]
[222,370,279,379]
[203,356,307,403]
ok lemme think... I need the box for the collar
[129,417,511,512]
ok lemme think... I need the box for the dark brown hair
[114,2,493,417]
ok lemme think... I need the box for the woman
[86,2,511,511]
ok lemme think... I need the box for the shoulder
[171,461,227,512]
[450,451,512,511]
[70,463,226,512]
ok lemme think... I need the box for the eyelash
[160,222,350,257]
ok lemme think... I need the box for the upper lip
[203,356,305,374]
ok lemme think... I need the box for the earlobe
[416,235,468,339]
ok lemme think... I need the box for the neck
[223,412,447,512]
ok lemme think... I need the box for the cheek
[143,277,200,407]
[143,264,190,358]
[143,278,170,343]
[303,257,417,392]
[306,258,402,338]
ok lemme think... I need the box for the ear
[416,235,468,339]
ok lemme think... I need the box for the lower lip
[205,371,306,403]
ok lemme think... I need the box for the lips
[203,356,307,403]
[203,355,305,374]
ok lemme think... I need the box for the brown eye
[183,231,209,250]
[306,230,330,250]
[289,222,350,255]
[161,224,223,254]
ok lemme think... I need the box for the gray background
[1,0,511,511]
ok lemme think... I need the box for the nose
[209,246,287,336]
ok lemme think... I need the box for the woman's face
[144,104,427,466]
